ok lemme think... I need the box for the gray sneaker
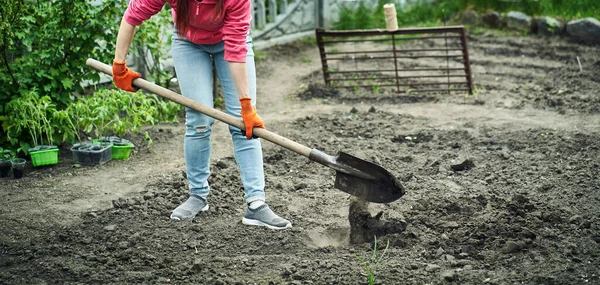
[170,195,209,220]
[242,204,292,229]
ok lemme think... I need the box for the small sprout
[354,236,390,285]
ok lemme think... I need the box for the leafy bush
[0,0,126,108]
[0,0,176,149]
[68,89,181,140]
[333,0,386,30]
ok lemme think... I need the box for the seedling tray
[30,148,59,167]
[71,142,113,166]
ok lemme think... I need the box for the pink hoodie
[124,0,251,62]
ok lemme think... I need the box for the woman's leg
[212,38,265,204]
[212,37,291,229]
[170,37,214,220]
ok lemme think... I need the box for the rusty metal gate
[315,26,474,94]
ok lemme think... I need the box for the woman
[112,0,291,229]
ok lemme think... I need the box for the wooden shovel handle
[86,58,312,158]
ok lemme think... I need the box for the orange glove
[112,60,141,92]
[240,97,265,139]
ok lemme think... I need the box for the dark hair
[176,0,225,36]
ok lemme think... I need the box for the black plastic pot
[0,159,11,178]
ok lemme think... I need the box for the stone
[216,160,229,169]
[443,254,456,261]
[436,247,445,256]
[535,17,564,35]
[566,18,600,44]
[569,215,582,225]
[191,258,203,272]
[442,221,459,229]
[426,264,441,272]
[441,270,458,281]
[462,10,479,25]
[103,224,117,231]
[503,241,523,253]
[507,11,532,32]
[482,12,502,28]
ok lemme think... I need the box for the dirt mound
[296,83,340,100]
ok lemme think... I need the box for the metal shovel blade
[310,150,404,203]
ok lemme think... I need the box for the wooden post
[383,3,398,31]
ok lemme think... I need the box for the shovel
[86,58,404,203]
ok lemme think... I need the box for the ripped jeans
[171,35,265,204]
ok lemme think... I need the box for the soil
[11,168,24,179]
[1,33,599,284]
[0,161,10,178]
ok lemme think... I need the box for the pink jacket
[124,0,251,62]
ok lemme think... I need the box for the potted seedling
[68,97,114,166]
[0,148,25,178]
[4,91,60,167]
[83,89,159,161]
[97,136,135,160]
[11,158,26,179]
[92,89,141,160]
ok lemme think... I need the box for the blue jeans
[171,35,265,204]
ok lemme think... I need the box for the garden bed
[0,34,598,284]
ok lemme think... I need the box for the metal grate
[315,26,474,94]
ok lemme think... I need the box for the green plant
[148,95,181,123]
[68,88,180,144]
[299,36,317,45]
[144,131,153,148]
[0,147,19,160]
[469,84,485,99]
[214,97,225,109]
[334,0,390,30]
[69,92,118,140]
[53,109,80,144]
[354,236,390,285]
[3,89,65,152]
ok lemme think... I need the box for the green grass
[332,0,600,30]
[299,36,317,45]
[463,0,600,19]
[354,236,390,285]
